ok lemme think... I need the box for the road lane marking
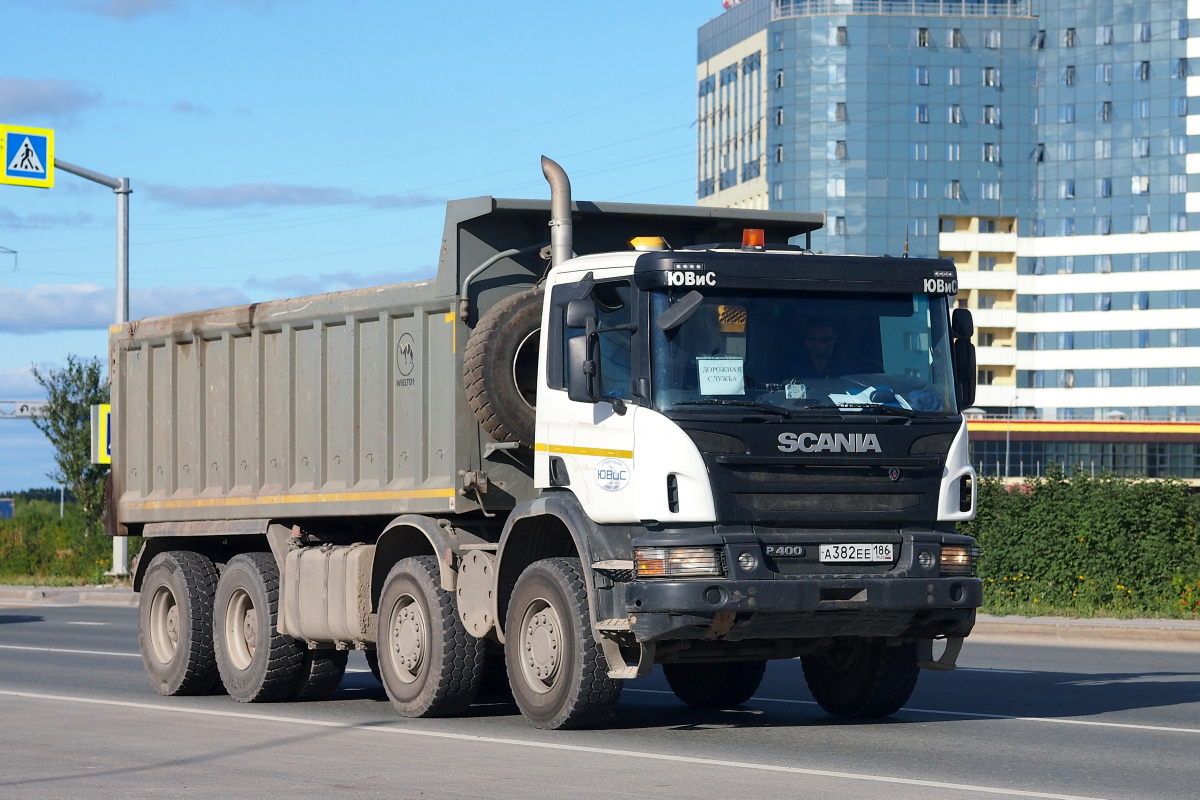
[0,644,140,658]
[956,667,1033,674]
[0,688,1106,800]
[66,622,110,626]
[626,689,1200,735]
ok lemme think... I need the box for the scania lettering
[111,158,982,731]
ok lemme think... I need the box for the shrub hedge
[962,464,1200,617]
[0,498,132,585]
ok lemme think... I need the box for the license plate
[818,543,894,563]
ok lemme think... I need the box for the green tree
[30,356,109,533]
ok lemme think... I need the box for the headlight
[940,545,979,576]
[634,546,725,579]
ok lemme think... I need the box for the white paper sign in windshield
[697,357,745,395]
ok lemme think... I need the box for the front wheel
[801,637,919,718]
[663,660,766,709]
[504,558,622,729]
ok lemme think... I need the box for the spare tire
[464,288,543,449]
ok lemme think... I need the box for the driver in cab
[795,321,838,379]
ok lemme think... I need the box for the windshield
[650,290,957,416]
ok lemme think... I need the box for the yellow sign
[1,124,54,188]
[91,404,111,465]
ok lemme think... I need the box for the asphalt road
[1,603,1197,800]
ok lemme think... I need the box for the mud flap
[916,636,964,671]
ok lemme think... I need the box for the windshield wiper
[821,403,919,418]
[673,399,793,418]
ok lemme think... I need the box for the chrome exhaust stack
[541,155,573,267]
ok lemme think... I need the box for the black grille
[735,493,921,513]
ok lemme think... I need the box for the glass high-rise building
[697,0,1200,450]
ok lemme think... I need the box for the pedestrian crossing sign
[1,124,54,188]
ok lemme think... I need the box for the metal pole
[52,158,130,577]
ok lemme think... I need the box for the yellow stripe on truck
[535,443,634,459]
[125,487,457,511]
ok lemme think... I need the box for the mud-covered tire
[364,649,381,683]
[138,550,220,696]
[801,638,919,718]
[463,288,543,449]
[505,558,622,729]
[291,649,349,701]
[213,552,305,703]
[376,556,485,717]
[663,660,767,709]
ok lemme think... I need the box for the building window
[774,106,784,126]
[1137,61,1150,80]
[1058,142,1075,161]
[982,142,998,162]
[1031,29,1045,49]
[948,66,961,85]
[1095,139,1112,158]
[980,257,997,271]
[1032,143,1045,162]
[978,293,996,310]
[913,27,930,47]
[910,179,927,198]
[950,28,964,48]
[911,141,927,160]
[946,143,960,161]
[980,219,996,233]
[939,218,956,232]
[1171,213,1188,232]
[1096,216,1113,235]
[983,67,1000,86]
[913,103,929,123]
[1176,58,1189,78]
[1058,104,1075,123]
[830,140,847,160]
[945,180,961,199]
[829,102,848,122]
[1134,292,1150,311]
[827,177,845,196]
[1096,63,1112,83]
[982,105,998,124]
[1170,174,1187,194]
[1171,136,1188,155]
[1134,99,1149,118]
[1097,293,1112,311]
[1060,66,1075,85]
[1137,22,1151,42]
[775,69,785,88]
[981,181,1001,200]
[834,26,847,46]
[913,66,929,85]
[984,29,1001,49]
[1033,218,1045,237]
[1169,252,1187,270]
[1060,218,1075,236]
[978,370,995,385]
[1062,27,1077,47]
[1097,101,1112,121]
[1178,19,1189,38]
[772,31,784,50]
[1059,179,1075,199]
[1133,137,1150,157]
[1032,106,1040,125]
[1132,175,1150,194]
[1098,25,1113,45]
[772,182,783,201]
[1173,97,1189,116]
[1097,255,1112,273]
[1097,177,1112,197]
[834,216,847,235]
[829,64,845,83]
[775,145,784,163]
[1134,214,1151,233]
[908,218,928,236]
[947,104,963,124]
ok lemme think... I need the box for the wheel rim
[387,593,427,684]
[224,587,257,671]
[148,585,179,664]
[517,596,563,695]
[824,639,864,678]
[512,328,540,410]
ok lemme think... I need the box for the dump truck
[112,158,981,730]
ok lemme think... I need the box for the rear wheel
[504,558,622,729]
[375,556,485,717]
[663,660,767,709]
[138,550,220,696]
[291,649,349,701]
[801,637,919,718]
[213,552,304,702]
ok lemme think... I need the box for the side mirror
[953,337,977,410]
[565,298,597,330]
[655,290,705,331]
[952,307,974,339]
[566,334,597,403]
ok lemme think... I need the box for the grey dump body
[110,197,823,531]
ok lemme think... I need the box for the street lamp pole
[53,158,130,577]
[1004,390,1021,480]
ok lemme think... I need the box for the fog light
[940,545,980,576]
[917,550,935,569]
[738,551,757,571]
[634,547,725,579]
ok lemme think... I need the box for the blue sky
[0,0,722,491]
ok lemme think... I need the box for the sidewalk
[0,584,137,607]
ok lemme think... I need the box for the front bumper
[625,576,980,643]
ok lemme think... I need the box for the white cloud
[0,78,102,122]
[171,100,212,116]
[145,183,441,211]
[0,366,43,399]
[0,205,95,229]
[0,283,251,334]
[244,269,427,296]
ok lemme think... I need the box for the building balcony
[969,308,1017,329]
[958,270,1017,291]
[938,231,1018,255]
[977,345,1017,367]
[773,0,1034,18]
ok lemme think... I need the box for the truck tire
[464,288,543,449]
[662,660,767,709]
[138,550,220,696]
[505,558,622,729]
[291,649,349,701]
[364,649,381,683]
[213,552,305,703]
[376,556,485,717]
[801,637,919,718]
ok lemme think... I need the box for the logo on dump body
[594,458,630,492]
[777,432,882,453]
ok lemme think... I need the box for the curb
[0,586,137,607]
[971,614,1200,651]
